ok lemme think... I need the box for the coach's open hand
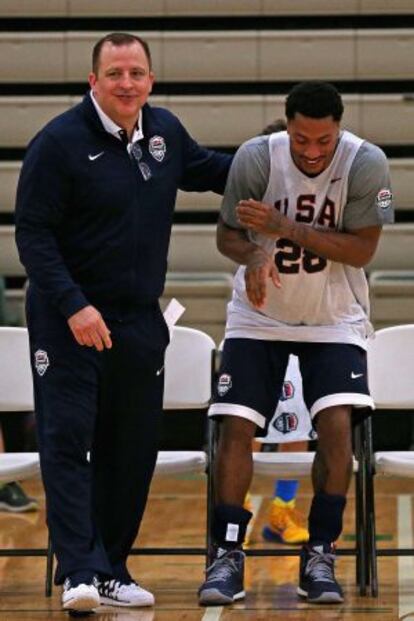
[68,305,112,351]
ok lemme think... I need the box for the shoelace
[204,554,240,584]
[305,550,336,583]
[100,579,129,598]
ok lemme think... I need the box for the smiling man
[198,81,394,606]
[15,32,231,613]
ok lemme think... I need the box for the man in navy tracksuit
[15,32,231,613]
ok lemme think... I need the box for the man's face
[287,113,340,176]
[88,41,154,128]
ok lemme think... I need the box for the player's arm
[217,217,280,307]
[236,200,380,268]
[217,138,280,307]
[237,143,394,269]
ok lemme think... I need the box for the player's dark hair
[92,32,152,74]
[261,119,287,135]
[285,81,344,122]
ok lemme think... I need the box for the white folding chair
[0,327,40,481]
[365,324,414,596]
[0,328,47,584]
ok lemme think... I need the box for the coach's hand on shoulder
[245,247,281,308]
[68,305,112,351]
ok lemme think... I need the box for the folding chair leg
[354,422,367,595]
[206,419,217,569]
[364,417,378,597]
[355,462,367,594]
[45,532,54,597]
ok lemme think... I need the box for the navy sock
[213,504,252,548]
[308,492,346,544]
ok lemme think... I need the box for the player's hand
[237,198,285,236]
[245,248,281,308]
[67,305,112,351]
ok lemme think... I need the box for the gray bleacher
[0,4,413,340]
[2,223,414,334]
[2,159,414,213]
[2,94,414,148]
[1,30,414,82]
[0,0,413,16]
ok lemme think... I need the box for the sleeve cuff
[57,288,90,319]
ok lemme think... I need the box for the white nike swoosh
[88,151,104,161]
[156,365,164,376]
[351,372,364,379]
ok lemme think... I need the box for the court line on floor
[398,494,414,619]
[201,606,225,621]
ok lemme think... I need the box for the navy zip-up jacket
[15,95,232,320]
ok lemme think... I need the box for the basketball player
[198,81,394,606]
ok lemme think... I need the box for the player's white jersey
[226,130,373,348]
[259,355,316,444]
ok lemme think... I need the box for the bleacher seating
[2,160,414,214]
[3,223,410,281]
[0,4,413,341]
[1,0,413,16]
[2,30,414,82]
[3,94,414,147]
[370,271,414,329]
[3,223,413,336]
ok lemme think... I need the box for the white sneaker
[98,579,154,607]
[62,577,100,611]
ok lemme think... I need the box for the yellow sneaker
[262,499,309,544]
[243,492,253,514]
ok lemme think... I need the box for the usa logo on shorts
[280,380,295,401]
[273,411,299,434]
[34,349,49,376]
[217,373,232,396]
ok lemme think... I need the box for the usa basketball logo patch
[376,188,392,211]
[149,135,166,162]
[273,411,299,435]
[34,349,49,376]
[217,373,232,396]
[280,380,295,401]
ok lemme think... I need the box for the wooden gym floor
[0,474,413,621]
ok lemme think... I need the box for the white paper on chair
[163,298,185,335]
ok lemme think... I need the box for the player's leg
[297,342,373,605]
[199,338,288,606]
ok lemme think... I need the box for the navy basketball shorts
[208,338,374,436]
